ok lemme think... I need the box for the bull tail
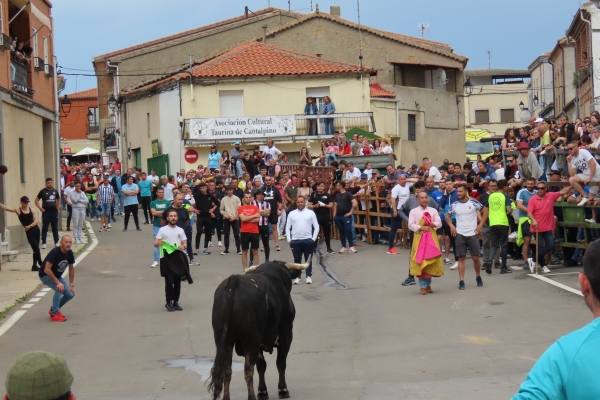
[208,275,239,399]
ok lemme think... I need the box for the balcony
[10,57,33,97]
[87,125,100,139]
[103,127,118,152]
[183,112,375,144]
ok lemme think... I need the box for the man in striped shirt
[98,175,115,232]
[253,190,272,262]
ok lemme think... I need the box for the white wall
[158,89,182,175]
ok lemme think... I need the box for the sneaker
[449,262,458,270]
[208,242,214,247]
[136,227,142,231]
[151,261,159,268]
[484,263,492,274]
[458,280,465,290]
[202,249,210,255]
[386,247,398,255]
[276,245,281,252]
[41,243,47,249]
[107,224,112,228]
[444,257,451,264]
[31,265,40,272]
[338,247,347,253]
[172,303,183,311]
[292,278,300,285]
[236,251,242,255]
[528,258,535,274]
[218,241,223,247]
[401,276,416,286]
[585,218,596,224]
[305,276,312,284]
[542,266,551,274]
[327,249,336,254]
[500,267,512,274]
[50,312,66,322]
[220,250,229,255]
[476,276,483,287]
[349,247,357,253]
[577,198,589,207]
[508,231,517,240]
[165,303,175,312]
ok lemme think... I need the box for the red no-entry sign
[184,149,198,164]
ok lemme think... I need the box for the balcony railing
[184,112,375,143]
[103,127,118,152]
[88,125,100,139]
[10,57,33,97]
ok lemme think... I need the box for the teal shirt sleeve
[512,341,566,400]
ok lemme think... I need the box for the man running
[286,195,319,284]
[39,235,76,322]
[35,178,61,249]
[445,183,484,290]
[238,192,261,271]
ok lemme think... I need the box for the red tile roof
[65,88,98,100]
[264,12,467,64]
[126,41,373,95]
[370,83,395,98]
[94,8,300,62]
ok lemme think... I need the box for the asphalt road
[0,224,591,400]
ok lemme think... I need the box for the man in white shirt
[387,174,413,255]
[343,161,362,182]
[286,195,320,284]
[424,158,442,182]
[567,141,600,206]
[155,209,188,312]
[445,184,484,290]
[263,138,283,162]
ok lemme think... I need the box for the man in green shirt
[480,180,512,274]
[150,187,171,268]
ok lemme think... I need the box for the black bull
[209,260,307,400]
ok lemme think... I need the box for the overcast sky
[54,0,580,94]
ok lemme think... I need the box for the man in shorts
[566,140,600,206]
[445,184,484,290]
[516,178,537,271]
[238,192,261,271]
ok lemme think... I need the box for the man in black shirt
[333,181,357,253]
[309,182,334,253]
[193,182,218,255]
[208,180,224,248]
[263,176,283,251]
[35,178,61,249]
[39,235,76,322]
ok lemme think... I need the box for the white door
[219,90,244,117]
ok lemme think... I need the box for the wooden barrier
[280,165,335,185]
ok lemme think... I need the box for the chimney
[330,5,341,17]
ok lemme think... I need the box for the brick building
[59,88,100,156]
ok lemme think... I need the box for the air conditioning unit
[44,63,54,76]
[33,57,45,71]
[0,34,10,50]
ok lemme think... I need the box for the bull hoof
[278,388,290,399]
[257,389,269,400]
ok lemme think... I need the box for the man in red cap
[517,141,543,181]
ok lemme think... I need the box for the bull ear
[285,262,308,271]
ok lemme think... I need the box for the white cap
[534,117,544,124]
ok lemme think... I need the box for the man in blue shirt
[121,175,141,231]
[138,171,153,225]
[516,178,537,272]
[513,239,600,399]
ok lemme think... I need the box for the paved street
[0,224,590,400]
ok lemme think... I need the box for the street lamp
[463,77,473,95]
[519,101,526,111]
[60,94,71,116]
[533,95,539,106]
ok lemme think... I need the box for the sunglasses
[536,186,546,191]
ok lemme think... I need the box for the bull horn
[285,262,309,271]
[244,265,260,274]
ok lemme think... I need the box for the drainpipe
[580,9,595,109]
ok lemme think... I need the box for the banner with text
[188,116,297,140]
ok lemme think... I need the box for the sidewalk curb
[0,222,98,337]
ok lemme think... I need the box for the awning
[73,147,100,157]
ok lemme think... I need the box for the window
[407,114,416,141]
[500,108,515,124]
[87,107,99,128]
[19,138,24,183]
[146,113,150,138]
[42,37,48,73]
[219,90,243,117]
[0,6,4,35]
[394,64,456,91]
[306,86,330,110]
[32,28,38,59]
[474,110,489,124]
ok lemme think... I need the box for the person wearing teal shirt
[121,176,140,231]
[138,172,153,225]
[513,239,600,400]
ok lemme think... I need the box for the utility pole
[487,50,491,70]
[418,23,430,38]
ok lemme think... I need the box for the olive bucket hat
[5,351,73,400]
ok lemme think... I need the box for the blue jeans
[334,215,354,248]
[418,277,432,289]
[324,116,334,135]
[40,275,74,314]
[290,239,315,277]
[152,226,160,262]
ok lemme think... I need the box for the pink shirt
[527,191,561,233]
[408,206,442,232]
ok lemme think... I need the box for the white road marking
[0,222,98,338]
[529,274,583,297]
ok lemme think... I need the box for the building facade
[0,0,58,248]
[59,88,100,156]
[464,69,531,136]
[528,53,554,118]
[549,37,577,119]
[93,6,467,167]
[122,42,374,174]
